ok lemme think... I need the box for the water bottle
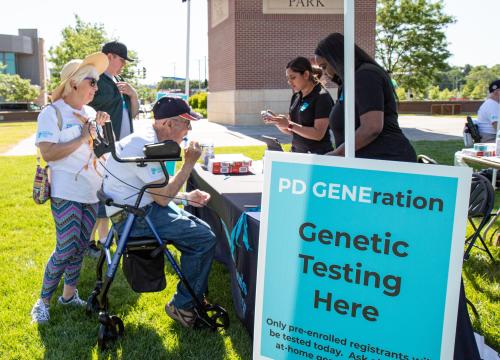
[463,128,473,148]
[201,140,214,168]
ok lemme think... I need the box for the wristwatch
[180,195,188,206]
[287,123,294,130]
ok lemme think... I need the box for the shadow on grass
[165,260,252,359]
[462,253,499,303]
[34,252,147,358]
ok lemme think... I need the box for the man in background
[475,79,500,142]
[87,40,140,256]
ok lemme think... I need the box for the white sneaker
[57,289,87,307]
[31,299,50,324]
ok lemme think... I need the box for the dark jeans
[115,202,216,309]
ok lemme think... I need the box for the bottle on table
[201,140,215,168]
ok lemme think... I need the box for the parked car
[0,102,41,111]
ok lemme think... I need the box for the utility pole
[198,59,201,91]
[344,0,355,158]
[184,0,191,98]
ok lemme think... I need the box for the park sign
[262,0,343,14]
[253,152,472,360]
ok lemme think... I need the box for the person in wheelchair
[102,96,216,328]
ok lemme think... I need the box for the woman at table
[263,56,334,154]
[314,33,416,162]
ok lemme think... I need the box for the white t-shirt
[103,125,166,216]
[35,99,102,203]
[476,98,499,135]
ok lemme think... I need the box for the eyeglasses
[174,117,192,130]
[84,77,98,88]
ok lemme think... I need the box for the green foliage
[435,65,469,92]
[157,78,181,90]
[48,15,141,91]
[396,87,407,101]
[189,94,198,109]
[157,79,207,92]
[0,74,40,102]
[428,85,440,100]
[376,0,455,93]
[136,84,157,104]
[48,15,108,90]
[193,108,207,118]
[188,92,207,110]
[470,84,487,100]
[461,65,500,99]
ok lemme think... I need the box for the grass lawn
[0,121,37,153]
[0,140,498,359]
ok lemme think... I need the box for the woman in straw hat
[31,52,110,324]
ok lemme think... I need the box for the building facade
[207,0,376,125]
[0,29,47,105]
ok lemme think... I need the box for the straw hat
[51,52,109,102]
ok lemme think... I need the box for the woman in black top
[314,33,416,162]
[263,57,334,154]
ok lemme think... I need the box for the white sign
[254,152,472,360]
[263,0,343,14]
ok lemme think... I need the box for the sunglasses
[84,77,98,88]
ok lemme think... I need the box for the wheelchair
[87,121,229,350]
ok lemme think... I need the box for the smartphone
[261,110,276,123]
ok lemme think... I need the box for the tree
[376,0,455,94]
[48,15,141,90]
[462,65,500,99]
[428,85,440,100]
[136,84,157,104]
[0,73,40,102]
[48,15,108,89]
[436,65,466,91]
[395,87,407,100]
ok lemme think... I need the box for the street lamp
[183,0,191,98]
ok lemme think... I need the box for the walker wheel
[205,304,230,330]
[97,315,124,350]
[110,315,125,336]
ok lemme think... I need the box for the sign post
[344,0,355,158]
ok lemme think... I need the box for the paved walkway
[0,115,465,157]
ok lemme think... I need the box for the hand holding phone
[261,109,277,124]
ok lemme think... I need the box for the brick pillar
[207,0,376,125]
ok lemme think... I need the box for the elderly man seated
[102,96,216,328]
[475,80,500,142]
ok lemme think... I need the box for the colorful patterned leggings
[40,198,98,300]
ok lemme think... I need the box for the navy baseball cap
[488,79,500,93]
[152,96,201,121]
[102,41,134,62]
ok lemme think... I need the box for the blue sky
[0,0,498,83]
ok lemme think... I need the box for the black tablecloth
[186,165,480,358]
[186,164,263,336]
